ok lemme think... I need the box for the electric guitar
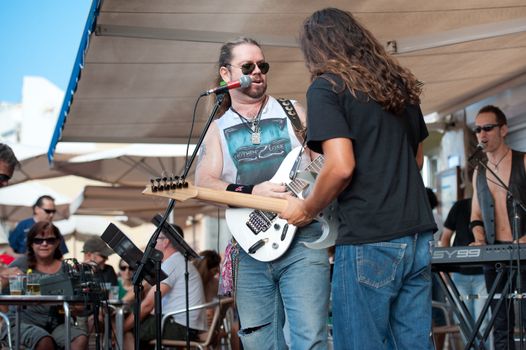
[143,147,338,261]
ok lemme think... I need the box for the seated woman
[0,221,88,350]
[116,259,150,303]
[193,250,221,303]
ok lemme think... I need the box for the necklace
[231,96,267,145]
[489,148,510,171]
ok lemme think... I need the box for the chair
[0,312,13,350]
[432,301,461,350]
[151,297,235,350]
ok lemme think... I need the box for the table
[0,296,127,350]
[106,299,127,350]
[0,295,83,350]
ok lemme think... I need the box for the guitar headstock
[143,177,199,202]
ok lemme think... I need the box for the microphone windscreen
[239,75,252,88]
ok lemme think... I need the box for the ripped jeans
[332,231,434,350]
[235,222,330,350]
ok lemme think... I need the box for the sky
[0,0,93,103]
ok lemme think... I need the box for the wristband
[469,220,484,231]
[226,184,254,194]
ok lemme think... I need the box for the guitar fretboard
[286,155,324,195]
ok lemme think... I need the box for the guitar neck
[143,185,288,213]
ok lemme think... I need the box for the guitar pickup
[248,239,267,254]
[280,224,289,241]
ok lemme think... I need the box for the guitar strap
[276,98,307,144]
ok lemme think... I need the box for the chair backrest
[200,297,235,347]
[158,297,235,349]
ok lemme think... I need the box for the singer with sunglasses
[195,37,330,350]
[470,105,526,350]
[9,195,69,258]
[1,221,88,350]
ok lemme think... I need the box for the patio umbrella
[7,144,73,186]
[75,185,220,227]
[0,181,82,224]
[55,144,197,187]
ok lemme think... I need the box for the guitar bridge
[246,210,277,235]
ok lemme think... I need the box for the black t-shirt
[306,74,437,244]
[443,198,482,274]
[444,198,474,246]
[96,264,118,286]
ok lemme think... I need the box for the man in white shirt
[122,225,206,349]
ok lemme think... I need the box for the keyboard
[432,244,526,267]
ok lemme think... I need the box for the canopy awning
[48,0,526,162]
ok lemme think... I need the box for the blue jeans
[235,222,330,350]
[451,272,491,347]
[332,232,433,350]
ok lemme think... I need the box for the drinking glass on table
[26,273,41,295]
[8,275,26,295]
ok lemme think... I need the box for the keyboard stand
[435,263,514,350]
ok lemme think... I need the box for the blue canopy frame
[47,0,101,165]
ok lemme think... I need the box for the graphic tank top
[216,96,304,184]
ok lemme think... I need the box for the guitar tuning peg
[169,176,176,190]
[150,178,158,192]
[155,178,163,191]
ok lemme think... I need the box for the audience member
[1,221,87,350]
[0,144,22,284]
[440,197,490,346]
[0,143,18,188]
[122,225,206,349]
[82,236,118,286]
[193,250,221,302]
[9,195,69,256]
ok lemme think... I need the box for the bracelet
[469,220,484,231]
[226,183,254,194]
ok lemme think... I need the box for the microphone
[201,75,252,96]
[468,143,485,162]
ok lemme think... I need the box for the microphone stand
[132,92,226,350]
[473,152,526,346]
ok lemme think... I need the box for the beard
[242,82,267,99]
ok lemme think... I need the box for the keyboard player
[470,105,526,350]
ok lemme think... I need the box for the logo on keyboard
[433,248,481,260]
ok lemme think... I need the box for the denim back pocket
[356,242,407,288]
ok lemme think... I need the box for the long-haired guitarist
[195,37,330,350]
[281,8,437,350]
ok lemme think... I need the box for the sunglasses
[40,208,57,214]
[227,62,270,75]
[474,124,501,134]
[119,265,134,272]
[0,174,11,182]
[33,237,58,245]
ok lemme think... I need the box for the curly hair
[299,8,422,114]
[26,221,64,269]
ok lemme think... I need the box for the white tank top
[215,96,305,184]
